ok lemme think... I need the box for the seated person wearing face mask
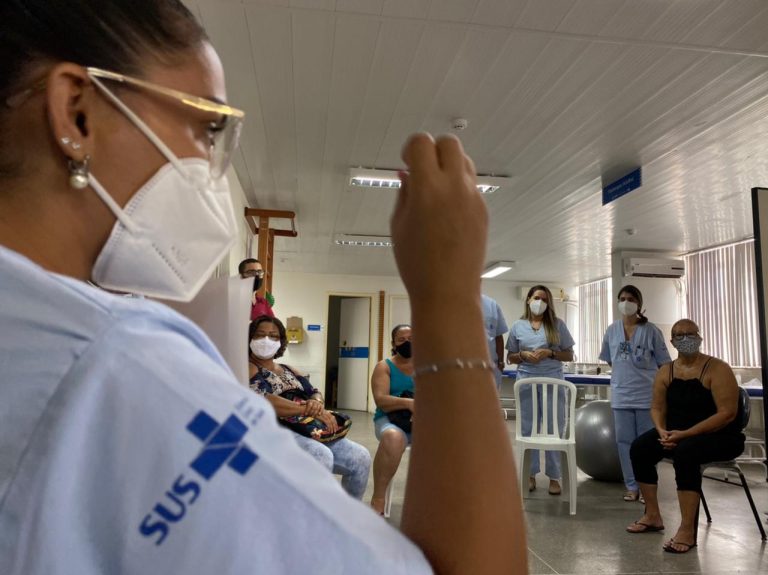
[627,319,744,554]
[247,316,371,500]
[370,324,415,515]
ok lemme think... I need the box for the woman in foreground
[0,1,526,573]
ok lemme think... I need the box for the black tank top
[666,358,742,435]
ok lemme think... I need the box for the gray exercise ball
[574,400,623,482]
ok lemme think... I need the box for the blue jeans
[292,433,372,499]
[518,381,566,480]
[613,408,654,491]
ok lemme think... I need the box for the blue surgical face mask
[672,335,702,356]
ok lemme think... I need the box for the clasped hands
[657,428,687,449]
[301,399,338,433]
[518,348,553,364]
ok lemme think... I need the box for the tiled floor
[343,410,768,575]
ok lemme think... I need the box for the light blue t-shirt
[506,318,575,379]
[0,245,430,575]
[599,320,671,409]
[482,295,508,363]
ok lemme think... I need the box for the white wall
[225,166,251,276]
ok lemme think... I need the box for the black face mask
[395,341,412,359]
[252,276,263,292]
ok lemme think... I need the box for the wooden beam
[244,208,296,219]
[251,228,297,238]
[256,216,269,297]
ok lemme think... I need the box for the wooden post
[256,216,269,297]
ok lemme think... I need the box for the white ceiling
[188,0,768,285]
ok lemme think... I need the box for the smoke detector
[452,118,469,131]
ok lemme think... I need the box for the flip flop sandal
[663,539,697,554]
[623,491,639,501]
[626,521,665,533]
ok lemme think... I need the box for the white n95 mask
[618,301,638,317]
[87,74,237,302]
[529,300,547,316]
[250,337,282,359]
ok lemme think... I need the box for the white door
[337,298,371,411]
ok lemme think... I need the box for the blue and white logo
[139,409,260,545]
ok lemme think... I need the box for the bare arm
[262,393,306,418]
[495,335,505,369]
[392,134,527,575]
[371,361,414,413]
[651,365,670,434]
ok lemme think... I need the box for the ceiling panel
[515,0,577,32]
[472,0,528,27]
[188,0,768,285]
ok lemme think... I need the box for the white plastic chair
[513,377,578,515]
[383,446,411,518]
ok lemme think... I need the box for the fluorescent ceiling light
[334,234,393,248]
[349,168,512,194]
[481,261,515,279]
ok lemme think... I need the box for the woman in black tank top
[625,319,744,554]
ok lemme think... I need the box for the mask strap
[87,172,138,233]
[89,75,187,174]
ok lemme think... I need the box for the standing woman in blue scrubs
[506,285,575,495]
[599,285,671,501]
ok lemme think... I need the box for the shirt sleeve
[6,316,431,575]
[651,324,672,366]
[495,303,509,337]
[598,326,612,363]
[557,319,575,350]
[506,322,519,352]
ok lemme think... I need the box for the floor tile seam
[527,546,561,575]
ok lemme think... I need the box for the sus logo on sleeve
[139,409,260,545]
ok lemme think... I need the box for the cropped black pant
[630,428,744,492]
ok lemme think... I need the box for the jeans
[613,408,654,491]
[518,381,565,479]
[292,433,372,499]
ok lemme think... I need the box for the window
[684,240,760,367]
[578,278,612,363]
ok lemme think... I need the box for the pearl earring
[68,156,90,189]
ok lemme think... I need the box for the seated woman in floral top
[248,316,371,499]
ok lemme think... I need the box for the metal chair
[698,387,766,540]
[513,377,578,515]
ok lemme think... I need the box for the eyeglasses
[242,270,265,278]
[87,68,244,179]
[254,332,280,341]
[671,333,700,343]
[6,67,245,179]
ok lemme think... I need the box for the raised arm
[392,133,527,575]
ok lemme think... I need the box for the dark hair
[0,1,207,173]
[617,284,648,325]
[238,258,261,275]
[249,316,287,359]
[521,284,560,345]
[391,323,411,355]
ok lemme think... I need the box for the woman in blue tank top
[370,324,415,515]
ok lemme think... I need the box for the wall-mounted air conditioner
[623,257,685,279]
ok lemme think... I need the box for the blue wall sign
[339,347,370,359]
[602,168,642,205]
[307,324,322,331]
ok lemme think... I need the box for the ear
[46,63,96,162]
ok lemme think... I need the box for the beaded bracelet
[414,358,494,377]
